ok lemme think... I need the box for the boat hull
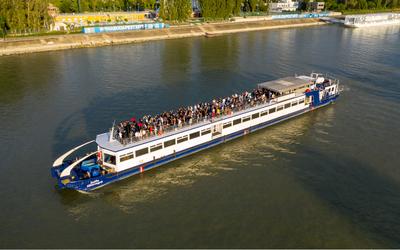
[344,19,400,28]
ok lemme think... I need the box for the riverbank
[0,18,325,56]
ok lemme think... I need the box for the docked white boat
[51,73,341,192]
[344,13,400,27]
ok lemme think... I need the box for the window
[292,101,298,106]
[299,99,305,104]
[190,131,200,139]
[261,110,268,116]
[277,105,284,111]
[120,152,133,162]
[104,153,116,165]
[223,122,232,129]
[242,116,251,122]
[233,118,241,125]
[201,128,211,136]
[252,113,260,119]
[136,147,149,157]
[164,139,176,148]
[177,135,188,144]
[284,103,291,109]
[150,143,163,152]
[269,107,276,113]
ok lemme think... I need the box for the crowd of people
[114,87,276,144]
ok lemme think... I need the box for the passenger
[115,86,279,143]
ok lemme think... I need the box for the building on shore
[307,1,325,12]
[50,11,152,31]
[269,0,299,12]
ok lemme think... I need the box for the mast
[109,120,116,142]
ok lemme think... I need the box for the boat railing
[112,96,284,146]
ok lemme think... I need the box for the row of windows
[119,98,304,162]
[119,128,211,162]
[221,98,305,129]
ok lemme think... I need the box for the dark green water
[0,25,400,248]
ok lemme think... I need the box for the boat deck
[96,96,290,152]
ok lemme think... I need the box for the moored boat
[51,73,341,192]
[344,13,400,27]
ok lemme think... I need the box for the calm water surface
[0,25,400,248]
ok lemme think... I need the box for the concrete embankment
[0,18,325,56]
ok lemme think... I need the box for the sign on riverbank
[82,23,168,34]
[271,12,330,20]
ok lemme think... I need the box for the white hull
[344,13,400,28]
[345,19,400,27]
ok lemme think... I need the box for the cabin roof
[258,76,312,93]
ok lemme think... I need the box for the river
[0,24,399,248]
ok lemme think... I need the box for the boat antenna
[109,120,116,142]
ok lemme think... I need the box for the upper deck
[96,74,337,152]
[96,95,289,152]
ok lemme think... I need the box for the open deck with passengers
[100,74,336,149]
[52,73,341,192]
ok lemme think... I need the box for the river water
[0,24,399,248]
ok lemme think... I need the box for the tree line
[0,0,52,35]
[49,0,158,13]
[322,0,399,11]
[1,0,399,36]
[199,0,269,20]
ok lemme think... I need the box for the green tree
[258,0,269,11]
[248,0,259,11]
[0,0,51,34]
[0,15,7,39]
[199,0,242,20]
[160,0,191,21]
[58,0,79,13]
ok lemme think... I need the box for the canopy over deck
[258,76,312,94]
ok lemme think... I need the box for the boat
[344,13,400,27]
[51,73,341,192]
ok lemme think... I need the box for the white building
[269,0,299,12]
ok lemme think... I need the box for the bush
[368,1,376,8]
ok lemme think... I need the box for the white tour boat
[51,73,341,192]
[344,13,400,27]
